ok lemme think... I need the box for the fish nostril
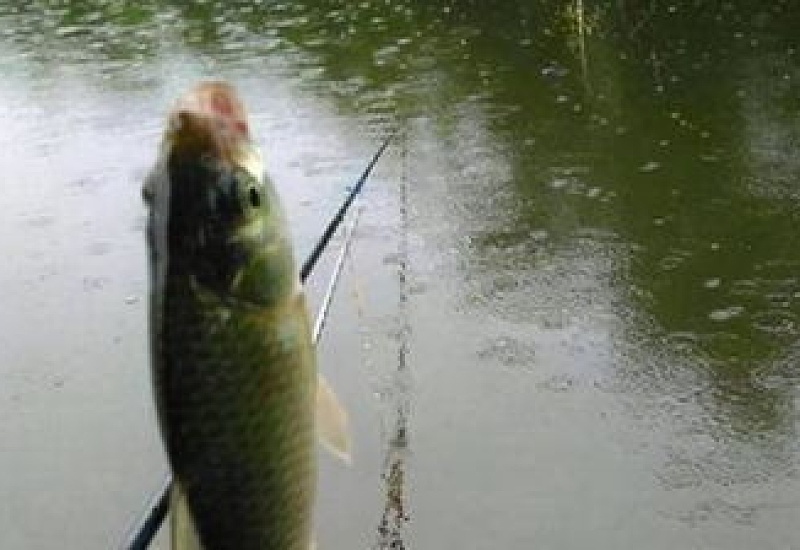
[249,188,261,208]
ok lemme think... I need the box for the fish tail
[170,482,204,550]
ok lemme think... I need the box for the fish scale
[154,224,314,549]
[155,281,315,550]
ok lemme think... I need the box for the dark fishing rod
[119,133,393,550]
[300,134,392,281]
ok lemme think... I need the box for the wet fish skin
[145,82,316,550]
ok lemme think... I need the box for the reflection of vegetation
[1,0,164,60]
[3,0,799,441]
[594,2,800,438]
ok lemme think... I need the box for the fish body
[145,82,316,550]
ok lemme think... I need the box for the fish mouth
[168,81,251,149]
[151,82,269,299]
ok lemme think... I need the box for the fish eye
[248,187,261,208]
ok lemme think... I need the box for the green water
[1,1,799,548]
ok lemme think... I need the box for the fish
[143,81,350,550]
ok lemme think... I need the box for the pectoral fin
[317,374,351,464]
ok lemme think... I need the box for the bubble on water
[666,331,700,352]
[752,310,797,335]
[639,161,662,173]
[659,253,686,271]
[87,242,111,256]
[704,278,722,289]
[55,25,85,38]
[530,229,549,241]
[477,336,536,369]
[538,374,575,392]
[541,64,568,78]
[709,306,744,322]
[25,215,55,228]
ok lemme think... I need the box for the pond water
[1,1,799,549]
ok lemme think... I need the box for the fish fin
[171,482,204,550]
[142,169,157,204]
[317,374,352,464]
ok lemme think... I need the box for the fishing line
[312,203,364,344]
[300,135,393,282]
[120,135,392,550]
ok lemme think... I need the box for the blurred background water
[0,1,799,548]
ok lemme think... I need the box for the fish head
[146,82,285,301]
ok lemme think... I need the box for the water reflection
[600,4,800,439]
